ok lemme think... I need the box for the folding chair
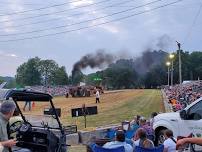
[125,125,139,139]
[106,129,116,140]
[125,129,135,139]
[135,144,164,152]
[91,144,125,152]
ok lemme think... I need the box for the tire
[156,129,166,145]
[86,90,90,97]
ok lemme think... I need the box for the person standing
[0,101,17,152]
[23,101,31,111]
[23,88,31,111]
[95,89,100,103]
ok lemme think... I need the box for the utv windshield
[2,89,62,130]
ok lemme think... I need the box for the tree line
[15,57,68,87]
[1,50,202,89]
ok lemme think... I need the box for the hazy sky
[0,0,201,76]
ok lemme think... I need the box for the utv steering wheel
[10,121,23,134]
[19,122,32,134]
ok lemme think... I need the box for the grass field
[21,89,164,129]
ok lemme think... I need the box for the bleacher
[164,80,202,111]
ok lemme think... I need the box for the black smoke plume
[72,50,114,78]
[156,34,173,50]
[134,34,172,75]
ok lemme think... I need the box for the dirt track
[20,89,142,117]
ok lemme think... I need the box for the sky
[0,0,201,77]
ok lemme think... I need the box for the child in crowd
[163,129,176,152]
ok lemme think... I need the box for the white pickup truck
[153,97,202,145]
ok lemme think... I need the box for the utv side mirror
[180,110,187,120]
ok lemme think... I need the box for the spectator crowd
[88,112,183,152]
[164,80,202,111]
[30,85,70,96]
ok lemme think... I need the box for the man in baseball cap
[0,100,17,152]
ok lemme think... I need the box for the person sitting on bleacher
[130,115,140,130]
[133,128,154,149]
[103,130,133,152]
[149,112,158,127]
[163,129,176,152]
[139,117,155,141]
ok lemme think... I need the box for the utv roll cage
[4,89,68,152]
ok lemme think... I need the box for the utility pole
[176,41,182,85]
[166,62,171,86]
[169,54,175,86]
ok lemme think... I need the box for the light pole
[176,41,182,85]
[166,61,171,86]
[169,54,175,86]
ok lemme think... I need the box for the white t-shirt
[133,139,140,147]
[103,141,133,152]
[96,91,100,98]
[163,138,176,152]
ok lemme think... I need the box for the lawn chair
[125,126,139,139]
[91,144,125,152]
[135,144,164,152]
[125,129,135,139]
[106,129,116,140]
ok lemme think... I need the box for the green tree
[53,66,68,85]
[189,52,202,80]
[104,65,138,89]
[0,78,3,84]
[16,57,69,86]
[85,73,97,85]
[144,64,167,88]
[5,79,16,89]
[71,70,84,85]
[39,59,59,86]
[16,57,41,86]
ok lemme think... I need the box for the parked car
[153,97,202,150]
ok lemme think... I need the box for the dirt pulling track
[19,89,164,129]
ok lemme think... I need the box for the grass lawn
[64,89,164,129]
[21,89,164,130]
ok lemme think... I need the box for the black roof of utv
[4,89,52,101]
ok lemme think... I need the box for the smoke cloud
[72,50,115,77]
[72,34,172,77]
[134,34,172,75]
[156,34,173,51]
